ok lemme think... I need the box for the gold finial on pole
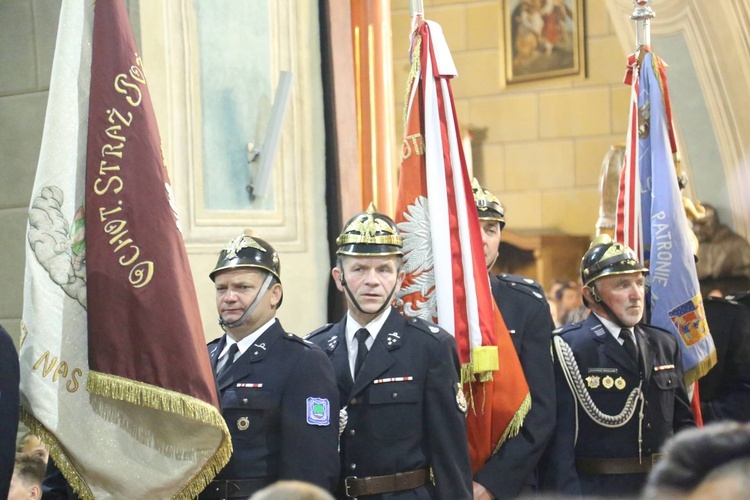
[631,0,655,55]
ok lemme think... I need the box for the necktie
[354,328,370,378]
[217,343,239,379]
[621,329,638,365]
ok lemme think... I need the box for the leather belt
[197,478,273,499]
[343,468,430,497]
[577,454,665,475]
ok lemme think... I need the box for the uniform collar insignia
[385,332,401,350]
[326,335,339,352]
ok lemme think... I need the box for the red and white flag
[395,20,530,472]
[20,1,230,497]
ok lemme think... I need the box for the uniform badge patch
[615,377,626,390]
[237,416,250,431]
[586,376,601,389]
[602,376,614,389]
[455,383,468,413]
[306,397,330,426]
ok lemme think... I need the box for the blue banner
[638,52,716,384]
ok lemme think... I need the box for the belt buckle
[344,476,357,498]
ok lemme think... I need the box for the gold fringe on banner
[87,371,232,499]
[492,391,532,454]
[471,345,499,375]
[402,34,422,132]
[20,408,95,500]
[684,349,717,387]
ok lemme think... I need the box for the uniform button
[350,463,357,470]
[646,423,652,431]
[242,398,248,404]
[348,429,356,437]
[392,392,398,399]
[350,398,358,405]
[667,379,672,385]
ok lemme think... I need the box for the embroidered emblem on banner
[307,397,330,426]
[669,295,709,347]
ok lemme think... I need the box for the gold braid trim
[87,370,232,499]
[491,391,532,455]
[402,34,422,133]
[174,430,232,500]
[461,361,474,385]
[684,348,717,387]
[20,407,95,500]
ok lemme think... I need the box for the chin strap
[218,273,273,330]
[340,268,401,317]
[486,252,499,272]
[589,285,629,328]
[597,297,630,329]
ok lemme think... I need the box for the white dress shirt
[345,308,392,379]
[215,317,277,373]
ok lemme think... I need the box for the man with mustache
[542,235,695,497]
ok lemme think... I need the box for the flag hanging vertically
[394,19,530,473]
[20,1,230,498]
[616,49,716,386]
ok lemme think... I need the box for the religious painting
[503,0,586,84]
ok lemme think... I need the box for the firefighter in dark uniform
[543,235,695,497]
[700,292,750,423]
[307,204,473,499]
[0,325,19,500]
[198,230,340,499]
[470,180,556,500]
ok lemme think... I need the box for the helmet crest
[471,178,505,228]
[336,203,403,256]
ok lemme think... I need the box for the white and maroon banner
[20,1,230,498]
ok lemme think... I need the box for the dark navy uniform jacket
[207,320,340,493]
[473,274,555,499]
[0,325,19,500]
[543,313,695,497]
[307,307,473,499]
[700,296,750,422]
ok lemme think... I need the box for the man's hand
[473,481,495,500]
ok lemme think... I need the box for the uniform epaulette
[305,323,334,340]
[497,273,547,302]
[725,290,750,307]
[283,331,314,347]
[707,295,739,306]
[407,317,444,338]
[553,322,583,336]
